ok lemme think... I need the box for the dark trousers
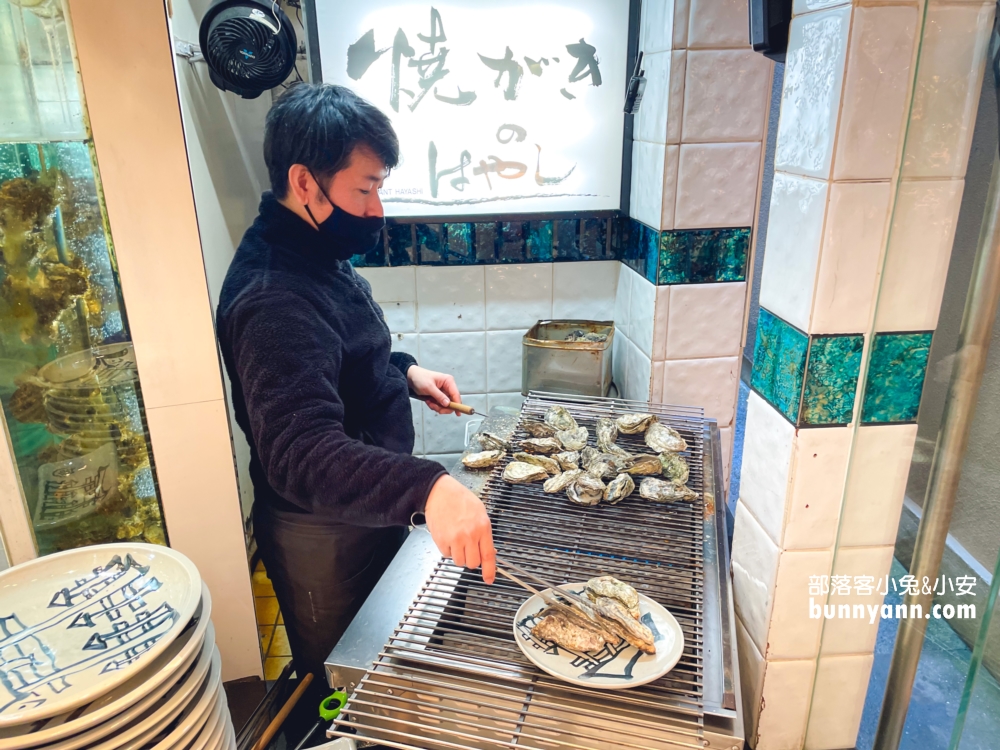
[254,503,407,682]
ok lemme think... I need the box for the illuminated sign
[314,1,630,217]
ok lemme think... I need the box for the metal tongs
[494,556,606,631]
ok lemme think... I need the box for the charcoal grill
[325,392,742,750]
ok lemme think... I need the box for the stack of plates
[0,543,236,750]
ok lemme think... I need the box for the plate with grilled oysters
[513,575,684,689]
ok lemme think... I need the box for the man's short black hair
[263,82,399,198]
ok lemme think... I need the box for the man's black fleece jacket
[216,192,447,526]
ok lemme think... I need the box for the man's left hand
[408,366,464,416]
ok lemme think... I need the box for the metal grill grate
[331,392,709,750]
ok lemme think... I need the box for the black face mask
[303,173,385,260]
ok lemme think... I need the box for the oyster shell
[639,477,698,502]
[461,450,505,469]
[586,456,615,479]
[603,473,635,505]
[513,451,561,475]
[592,597,656,654]
[543,469,583,493]
[522,419,558,438]
[586,576,641,620]
[616,413,658,434]
[595,417,618,450]
[519,437,563,454]
[544,405,579,432]
[478,431,511,451]
[580,446,601,468]
[567,473,606,506]
[625,454,663,476]
[556,426,589,451]
[645,422,688,454]
[660,452,690,485]
[503,461,549,484]
[554,451,580,471]
[532,610,609,653]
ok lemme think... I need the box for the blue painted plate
[513,584,684,689]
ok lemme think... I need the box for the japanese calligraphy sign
[315,1,629,217]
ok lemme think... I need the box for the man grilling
[216,82,496,680]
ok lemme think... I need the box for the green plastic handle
[320,691,348,722]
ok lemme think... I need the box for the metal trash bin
[521,320,614,397]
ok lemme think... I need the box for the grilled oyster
[522,419,558,438]
[503,461,549,484]
[544,405,578,432]
[592,597,656,654]
[554,451,580,471]
[479,432,511,451]
[543,469,583,493]
[603,473,635,505]
[660,452,690,485]
[556,426,589,451]
[462,450,505,469]
[513,451,561,475]
[580,446,601,468]
[625,454,663,476]
[639,477,698,502]
[532,609,610,653]
[567,473,606,506]
[595,417,618,450]
[616,413,657,434]
[586,456,615,479]
[645,422,688,454]
[586,576,641,620]
[520,437,563,454]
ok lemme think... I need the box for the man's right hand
[424,474,496,584]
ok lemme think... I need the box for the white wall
[358,262,620,467]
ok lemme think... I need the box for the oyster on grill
[603,473,635,505]
[625,454,663,476]
[532,609,610,653]
[478,432,511,452]
[522,419,558,438]
[543,469,583,494]
[592,597,656,654]
[596,417,631,458]
[639,477,698,503]
[554,451,580,471]
[616,413,658,435]
[567,473,606,506]
[462,450,505,469]
[586,456,615,479]
[645,422,688,454]
[556,426,589,451]
[660,452,690,485]
[586,576,641,620]
[580,446,601,468]
[513,451,561,475]
[544,405,578,432]
[503,461,549,484]
[519,437,563,454]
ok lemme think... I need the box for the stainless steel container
[521,320,614,397]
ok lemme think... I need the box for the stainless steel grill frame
[327,392,742,750]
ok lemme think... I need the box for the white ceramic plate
[0,584,212,750]
[145,648,222,750]
[0,543,202,727]
[45,625,215,750]
[188,691,226,750]
[513,583,685,689]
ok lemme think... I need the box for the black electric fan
[199,0,297,99]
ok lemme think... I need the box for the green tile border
[801,335,865,426]
[861,332,933,424]
[750,308,809,423]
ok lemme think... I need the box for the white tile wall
[629,273,657,357]
[782,427,852,551]
[774,6,852,179]
[641,0,674,54]
[665,282,747,359]
[804,654,875,750]
[820,545,895,656]
[486,330,526,393]
[766,548,833,659]
[614,264,633,338]
[683,49,771,142]
[485,264,553,330]
[415,266,486,331]
[552,261,618,320]
[687,0,749,48]
[759,172,829,332]
[419,332,487,394]
[625,337,653,401]
[735,615,765,742]
[636,50,671,145]
[662,356,739,424]
[731,500,781,655]
[667,51,687,145]
[675,142,761,228]
[661,145,680,230]
[631,140,668,229]
[757,658,815,750]
[739,391,796,545]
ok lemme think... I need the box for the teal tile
[526,221,553,260]
[801,335,864,425]
[717,228,751,282]
[751,308,809,423]
[658,231,688,284]
[387,223,414,266]
[861,332,933,424]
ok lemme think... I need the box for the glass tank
[0,0,166,554]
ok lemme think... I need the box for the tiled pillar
[731,2,993,748]
[617,0,771,489]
